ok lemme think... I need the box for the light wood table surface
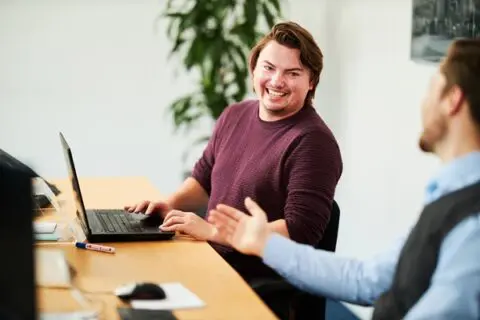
[36,177,277,320]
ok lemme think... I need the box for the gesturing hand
[208,197,270,257]
[160,210,216,241]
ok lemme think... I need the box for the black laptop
[59,132,175,243]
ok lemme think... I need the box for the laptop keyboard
[95,209,147,233]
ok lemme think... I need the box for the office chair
[250,200,341,320]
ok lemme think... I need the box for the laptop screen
[59,132,91,236]
[0,163,36,319]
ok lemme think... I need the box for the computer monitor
[0,163,36,319]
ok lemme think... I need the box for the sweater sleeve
[190,108,228,195]
[283,131,342,245]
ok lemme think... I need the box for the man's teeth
[267,89,287,97]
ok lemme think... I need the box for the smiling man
[125,21,342,315]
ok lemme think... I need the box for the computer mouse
[114,282,166,301]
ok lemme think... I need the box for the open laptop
[59,132,175,243]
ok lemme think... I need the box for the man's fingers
[161,216,185,228]
[244,197,266,218]
[145,202,157,215]
[215,204,244,221]
[163,210,184,221]
[133,201,149,213]
[209,210,237,229]
[160,223,183,232]
[125,200,169,214]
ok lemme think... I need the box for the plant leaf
[262,3,275,28]
[169,95,193,129]
[184,35,205,70]
[244,0,258,27]
[266,0,281,14]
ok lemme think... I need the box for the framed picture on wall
[411,0,480,63]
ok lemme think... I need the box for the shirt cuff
[262,233,292,267]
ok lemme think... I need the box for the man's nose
[270,72,285,87]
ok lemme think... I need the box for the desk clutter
[33,220,77,242]
[2,144,276,319]
[34,221,61,241]
[36,248,205,319]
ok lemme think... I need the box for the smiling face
[252,40,313,121]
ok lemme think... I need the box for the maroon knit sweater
[191,99,343,281]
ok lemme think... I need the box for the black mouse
[114,282,166,301]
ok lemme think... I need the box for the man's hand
[160,210,216,241]
[208,197,271,257]
[124,200,171,218]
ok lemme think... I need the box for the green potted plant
[161,0,284,162]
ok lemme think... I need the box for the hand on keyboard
[124,200,171,218]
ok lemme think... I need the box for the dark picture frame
[411,0,480,63]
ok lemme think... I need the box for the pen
[75,241,115,254]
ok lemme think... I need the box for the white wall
[0,0,206,195]
[1,0,444,319]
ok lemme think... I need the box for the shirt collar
[424,151,480,204]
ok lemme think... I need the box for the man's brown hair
[248,21,323,107]
[441,39,480,128]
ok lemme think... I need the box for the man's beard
[418,119,447,154]
[418,132,434,153]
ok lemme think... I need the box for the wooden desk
[36,177,277,320]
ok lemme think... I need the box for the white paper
[131,282,205,310]
[35,248,72,288]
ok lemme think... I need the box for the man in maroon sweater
[125,21,342,282]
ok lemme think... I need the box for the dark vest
[372,180,480,320]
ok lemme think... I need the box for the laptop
[0,163,36,319]
[59,132,175,243]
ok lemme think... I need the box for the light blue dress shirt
[263,151,480,319]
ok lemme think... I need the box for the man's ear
[446,85,465,116]
[308,74,316,90]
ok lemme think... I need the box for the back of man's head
[248,21,323,106]
[441,39,480,131]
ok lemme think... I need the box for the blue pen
[75,242,115,254]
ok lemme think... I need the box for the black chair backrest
[316,200,340,252]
